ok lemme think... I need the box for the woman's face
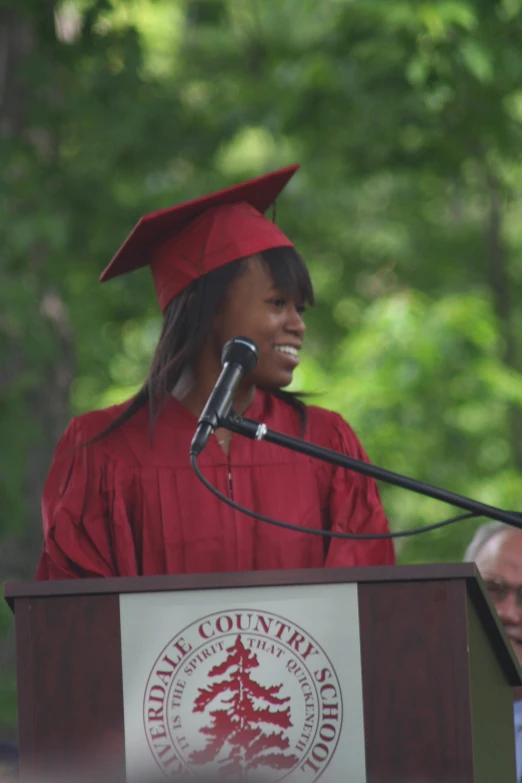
[212,256,306,389]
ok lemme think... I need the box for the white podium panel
[120,583,365,782]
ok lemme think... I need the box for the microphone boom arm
[223,411,522,529]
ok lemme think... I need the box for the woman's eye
[268,299,306,315]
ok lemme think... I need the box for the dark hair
[93,246,314,443]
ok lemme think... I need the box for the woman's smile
[274,343,301,365]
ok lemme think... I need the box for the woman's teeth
[275,345,298,358]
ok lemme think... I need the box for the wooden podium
[5,563,522,782]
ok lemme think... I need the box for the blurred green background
[3,0,522,738]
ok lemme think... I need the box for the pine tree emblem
[189,635,299,775]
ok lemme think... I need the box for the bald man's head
[470,525,522,664]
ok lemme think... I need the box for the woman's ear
[210,307,225,341]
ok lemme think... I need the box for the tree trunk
[484,170,522,471]
[0,2,74,741]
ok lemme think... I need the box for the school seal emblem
[143,608,343,781]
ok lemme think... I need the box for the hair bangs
[260,246,315,308]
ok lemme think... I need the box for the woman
[36,164,395,579]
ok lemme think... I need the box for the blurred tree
[3,0,522,733]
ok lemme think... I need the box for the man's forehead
[476,528,522,577]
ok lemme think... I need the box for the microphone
[190,337,258,457]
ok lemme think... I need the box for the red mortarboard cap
[100,164,299,311]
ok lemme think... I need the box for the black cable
[191,453,480,540]
[223,413,522,529]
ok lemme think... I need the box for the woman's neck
[172,365,256,419]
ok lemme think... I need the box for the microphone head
[221,337,258,374]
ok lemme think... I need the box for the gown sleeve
[314,412,396,567]
[36,418,139,580]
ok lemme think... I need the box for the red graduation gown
[36,390,395,579]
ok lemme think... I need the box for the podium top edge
[6,563,521,686]
[4,563,479,601]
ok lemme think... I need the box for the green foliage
[4,0,522,731]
